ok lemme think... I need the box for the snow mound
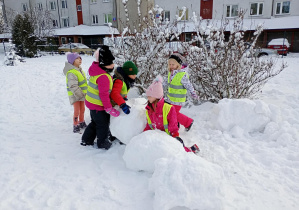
[212,99,273,134]
[110,98,147,144]
[149,154,224,210]
[123,130,185,173]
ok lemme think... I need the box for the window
[62,0,67,9]
[103,0,110,2]
[61,37,67,44]
[178,9,188,20]
[50,1,56,10]
[276,1,290,15]
[91,0,97,3]
[92,15,98,24]
[22,3,28,12]
[62,18,69,27]
[37,3,43,10]
[78,37,82,43]
[104,14,112,23]
[250,2,263,16]
[77,5,82,11]
[226,5,238,17]
[53,20,58,27]
[185,33,192,42]
[163,10,170,21]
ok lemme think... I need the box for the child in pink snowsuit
[144,76,199,153]
[163,53,199,132]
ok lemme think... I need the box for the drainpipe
[57,0,61,28]
[2,0,7,25]
[271,0,274,16]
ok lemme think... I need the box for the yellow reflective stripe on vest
[145,103,172,135]
[167,72,187,102]
[66,69,88,96]
[85,73,112,106]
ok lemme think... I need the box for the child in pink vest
[144,76,199,153]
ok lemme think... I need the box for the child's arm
[97,75,113,109]
[181,74,198,99]
[110,79,126,106]
[67,73,85,100]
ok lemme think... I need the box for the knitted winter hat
[98,45,115,66]
[169,53,184,65]
[146,75,164,99]
[67,52,81,64]
[122,61,138,75]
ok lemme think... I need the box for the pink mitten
[184,146,192,153]
[105,107,120,117]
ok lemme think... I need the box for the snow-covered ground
[0,52,298,210]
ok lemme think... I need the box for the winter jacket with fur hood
[144,98,179,137]
[63,62,87,105]
[85,61,114,111]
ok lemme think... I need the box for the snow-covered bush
[109,5,286,101]
[186,10,287,101]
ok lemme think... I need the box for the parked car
[245,42,278,57]
[58,43,94,55]
[267,38,290,56]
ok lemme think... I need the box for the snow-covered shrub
[187,10,287,101]
[107,4,186,93]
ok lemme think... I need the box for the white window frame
[163,10,170,22]
[275,1,290,15]
[50,1,56,10]
[103,0,110,2]
[77,5,82,11]
[250,2,263,16]
[177,8,189,21]
[62,18,69,27]
[22,3,28,12]
[226,5,238,17]
[92,15,98,24]
[37,3,43,10]
[62,0,68,9]
[91,0,97,3]
[104,14,112,24]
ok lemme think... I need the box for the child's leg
[73,101,80,126]
[173,104,193,128]
[79,101,85,123]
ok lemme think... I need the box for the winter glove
[105,107,120,117]
[123,97,128,101]
[120,103,131,115]
[175,136,185,146]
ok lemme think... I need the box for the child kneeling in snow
[144,76,199,153]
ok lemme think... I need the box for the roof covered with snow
[53,25,120,36]
[178,15,299,32]
[0,33,12,39]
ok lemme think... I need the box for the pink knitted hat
[146,75,164,99]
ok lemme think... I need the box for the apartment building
[156,0,299,52]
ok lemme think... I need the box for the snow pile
[149,154,224,210]
[110,98,147,144]
[212,99,273,134]
[123,130,185,172]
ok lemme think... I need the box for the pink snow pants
[73,101,85,125]
[172,104,193,128]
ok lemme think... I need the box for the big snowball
[110,98,147,144]
[123,130,185,173]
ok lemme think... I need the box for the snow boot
[185,120,194,132]
[80,139,94,146]
[98,139,112,150]
[79,121,87,129]
[190,144,200,154]
[73,125,80,133]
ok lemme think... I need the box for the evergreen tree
[11,14,37,57]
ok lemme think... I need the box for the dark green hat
[122,61,138,75]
